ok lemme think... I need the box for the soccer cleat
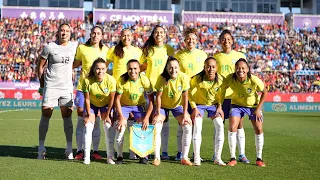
[83,158,90,165]
[139,157,148,164]
[129,154,138,160]
[181,159,193,166]
[153,159,161,166]
[214,159,227,166]
[92,151,102,160]
[227,158,237,167]
[256,158,266,167]
[75,150,84,160]
[192,152,203,161]
[175,152,182,161]
[238,154,250,164]
[37,148,46,160]
[116,157,124,164]
[161,152,170,160]
[65,151,74,160]
[194,159,201,166]
[107,157,115,165]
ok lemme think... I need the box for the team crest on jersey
[232,59,237,64]
[139,87,144,93]
[214,87,219,92]
[196,57,201,63]
[247,88,252,93]
[104,88,109,93]
[178,86,182,91]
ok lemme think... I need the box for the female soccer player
[213,29,249,163]
[37,23,78,159]
[220,58,267,167]
[174,27,207,160]
[73,26,109,160]
[107,29,143,159]
[115,59,154,164]
[189,57,225,166]
[153,57,192,166]
[82,58,116,165]
[140,25,174,160]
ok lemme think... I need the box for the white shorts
[42,88,74,107]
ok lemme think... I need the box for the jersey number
[129,94,138,100]
[62,57,70,64]
[154,59,162,67]
[221,65,229,72]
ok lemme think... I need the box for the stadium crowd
[0,17,319,93]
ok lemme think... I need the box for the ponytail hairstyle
[114,29,132,59]
[142,25,165,57]
[88,58,106,78]
[120,59,140,82]
[232,58,251,80]
[160,56,179,82]
[85,26,104,50]
[197,57,219,82]
[56,23,71,41]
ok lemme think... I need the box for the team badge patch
[214,87,219,92]
[196,57,201,63]
[178,86,182,91]
[130,124,155,157]
[104,88,109,93]
[232,59,237,64]
[139,87,144,93]
[247,88,252,93]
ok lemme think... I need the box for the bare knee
[42,107,53,118]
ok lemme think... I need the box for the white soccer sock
[116,126,125,158]
[228,131,237,159]
[39,116,50,150]
[76,116,84,152]
[193,117,203,164]
[103,122,115,158]
[63,117,73,152]
[154,123,163,160]
[255,133,264,159]
[127,120,135,157]
[92,116,101,151]
[213,117,224,160]
[84,122,94,161]
[237,128,246,155]
[182,124,192,160]
[176,125,183,153]
[161,121,169,153]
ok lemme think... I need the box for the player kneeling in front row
[153,57,193,166]
[220,58,268,167]
[189,57,225,166]
[115,59,154,164]
[82,58,116,165]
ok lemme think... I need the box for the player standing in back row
[37,23,78,160]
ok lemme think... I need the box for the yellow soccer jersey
[116,74,153,106]
[174,49,207,78]
[189,73,224,109]
[214,50,246,99]
[155,72,190,109]
[221,74,264,108]
[140,44,174,87]
[75,44,109,91]
[107,46,143,80]
[82,74,116,107]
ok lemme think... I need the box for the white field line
[0,109,28,113]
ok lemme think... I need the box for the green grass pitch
[0,109,319,179]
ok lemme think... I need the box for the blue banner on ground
[0,99,42,109]
[264,102,320,112]
[130,124,155,158]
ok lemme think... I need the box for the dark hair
[219,29,234,43]
[232,58,251,80]
[56,23,71,40]
[85,26,104,50]
[114,29,132,59]
[197,57,219,82]
[142,25,165,57]
[160,56,179,82]
[184,27,197,38]
[88,58,106,78]
[120,59,140,82]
